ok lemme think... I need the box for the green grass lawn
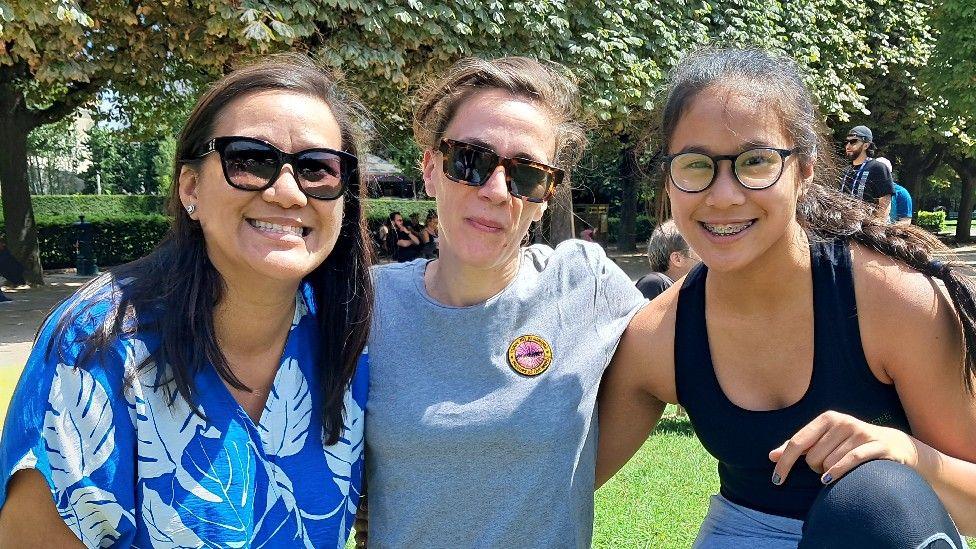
[593,415,718,548]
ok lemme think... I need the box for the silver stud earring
[185,204,196,215]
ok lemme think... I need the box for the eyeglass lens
[221,138,346,199]
[442,141,555,202]
[669,149,785,192]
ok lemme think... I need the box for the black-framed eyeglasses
[182,136,358,200]
[438,139,562,203]
[662,147,797,193]
[845,138,862,146]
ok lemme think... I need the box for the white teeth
[703,221,754,236]
[249,219,304,237]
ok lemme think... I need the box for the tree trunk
[893,145,943,217]
[546,184,575,245]
[617,137,639,252]
[0,112,44,284]
[952,156,976,243]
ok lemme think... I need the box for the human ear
[178,165,200,217]
[422,149,438,198]
[799,160,814,183]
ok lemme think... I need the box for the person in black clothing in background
[386,211,421,262]
[635,219,700,300]
[598,48,976,548]
[840,125,893,219]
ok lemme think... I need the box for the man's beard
[846,148,859,160]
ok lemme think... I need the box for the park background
[1,0,976,547]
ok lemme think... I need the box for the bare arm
[396,231,420,247]
[0,470,83,547]
[856,246,976,534]
[876,194,892,220]
[596,293,677,488]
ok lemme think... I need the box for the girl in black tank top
[675,237,910,519]
[596,48,976,549]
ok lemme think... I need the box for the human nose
[477,164,511,204]
[263,164,308,209]
[704,160,746,209]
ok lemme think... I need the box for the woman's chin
[236,249,332,284]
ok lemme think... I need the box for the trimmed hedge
[363,198,437,230]
[0,214,170,269]
[1,195,433,227]
[0,197,437,268]
[916,210,946,233]
[0,195,168,221]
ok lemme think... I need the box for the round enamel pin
[507,334,553,376]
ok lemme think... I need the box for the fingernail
[821,473,832,484]
[771,472,782,485]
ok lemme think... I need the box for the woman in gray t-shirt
[361,56,646,548]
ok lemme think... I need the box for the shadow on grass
[653,415,696,436]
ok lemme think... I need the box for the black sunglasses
[662,147,797,193]
[438,139,562,203]
[845,138,862,145]
[183,136,358,200]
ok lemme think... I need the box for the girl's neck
[707,222,811,314]
[424,248,521,307]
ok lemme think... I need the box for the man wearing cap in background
[841,125,894,219]
[875,157,913,226]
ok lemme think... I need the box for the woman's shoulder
[849,241,948,321]
[523,239,613,274]
[34,273,156,377]
[370,259,424,285]
[849,241,961,372]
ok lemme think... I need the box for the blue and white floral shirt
[0,282,366,548]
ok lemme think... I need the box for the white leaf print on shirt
[127,361,222,503]
[141,485,205,548]
[252,461,314,549]
[58,485,135,548]
[259,358,311,458]
[43,363,115,489]
[318,385,365,544]
[179,439,254,548]
[12,448,37,473]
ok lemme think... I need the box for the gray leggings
[694,460,966,549]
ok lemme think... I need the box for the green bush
[0,197,438,268]
[2,195,433,228]
[363,198,437,230]
[0,214,170,269]
[0,195,168,221]
[916,210,946,233]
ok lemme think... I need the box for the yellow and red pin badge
[507,334,553,376]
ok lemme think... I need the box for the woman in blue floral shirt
[0,53,373,547]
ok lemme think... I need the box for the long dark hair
[657,47,976,392]
[47,53,374,443]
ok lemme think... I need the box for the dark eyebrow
[675,141,781,156]
[456,137,545,163]
[458,137,497,152]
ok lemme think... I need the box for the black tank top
[675,237,911,519]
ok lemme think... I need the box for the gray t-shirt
[365,240,646,548]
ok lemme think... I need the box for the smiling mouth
[247,219,310,237]
[701,220,755,236]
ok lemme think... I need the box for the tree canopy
[5,0,976,278]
